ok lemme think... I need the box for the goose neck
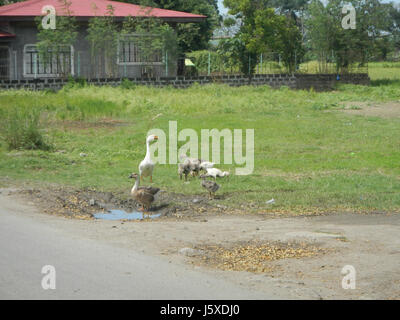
[131,177,140,194]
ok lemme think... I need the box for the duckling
[199,161,214,171]
[200,175,220,199]
[179,154,201,177]
[203,168,230,180]
[129,172,160,211]
[178,162,191,181]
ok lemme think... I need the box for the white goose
[139,134,158,183]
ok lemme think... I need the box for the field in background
[368,61,400,82]
[0,62,399,214]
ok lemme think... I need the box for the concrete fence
[0,73,370,91]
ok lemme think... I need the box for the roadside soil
[1,187,399,299]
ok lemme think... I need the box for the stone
[179,247,202,257]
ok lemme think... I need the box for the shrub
[0,108,51,151]
[63,76,87,90]
[120,78,136,90]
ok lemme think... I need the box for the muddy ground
[15,185,350,222]
[16,186,238,221]
[2,187,399,299]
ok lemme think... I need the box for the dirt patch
[340,101,400,118]
[15,187,237,221]
[52,118,131,131]
[13,184,390,221]
[190,241,332,273]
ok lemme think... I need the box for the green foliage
[35,0,78,77]
[223,0,304,74]
[63,76,87,90]
[251,7,304,72]
[121,15,178,71]
[120,78,136,90]
[0,73,399,211]
[187,50,221,74]
[219,37,258,75]
[117,0,220,52]
[87,5,119,78]
[0,108,51,151]
[306,0,391,72]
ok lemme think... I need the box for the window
[24,44,74,77]
[118,35,163,65]
[0,47,10,79]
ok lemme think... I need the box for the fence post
[33,53,37,79]
[248,55,251,75]
[208,51,211,76]
[260,53,263,74]
[123,61,127,78]
[295,51,297,73]
[77,52,80,77]
[165,50,168,76]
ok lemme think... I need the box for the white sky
[217,0,228,15]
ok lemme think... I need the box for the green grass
[0,64,399,214]
[369,61,400,84]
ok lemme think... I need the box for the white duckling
[200,161,214,171]
[204,168,230,180]
[139,134,158,183]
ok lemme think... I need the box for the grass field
[0,62,399,214]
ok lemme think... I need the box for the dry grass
[193,241,331,273]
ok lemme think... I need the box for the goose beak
[154,136,159,140]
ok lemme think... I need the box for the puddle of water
[93,209,161,221]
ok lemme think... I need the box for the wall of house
[3,21,177,81]
[0,73,370,91]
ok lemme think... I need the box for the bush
[0,108,51,151]
[187,50,225,74]
[120,78,136,90]
[63,76,87,90]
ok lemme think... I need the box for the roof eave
[0,15,206,23]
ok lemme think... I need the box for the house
[0,0,206,80]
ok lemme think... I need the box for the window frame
[117,33,164,66]
[23,44,75,78]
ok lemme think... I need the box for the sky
[218,0,228,15]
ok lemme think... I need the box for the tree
[223,0,304,74]
[218,37,258,75]
[121,14,178,75]
[116,0,220,52]
[87,4,118,78]
[249,7,304,72]
[35,0,78,77]
[306,0,391,72]
[0,0,25,5]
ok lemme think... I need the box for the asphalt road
[0,193,273,300]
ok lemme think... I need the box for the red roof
[0,0,206,21]
[0,31,16,38]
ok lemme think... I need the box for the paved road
[0,194,275,300]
